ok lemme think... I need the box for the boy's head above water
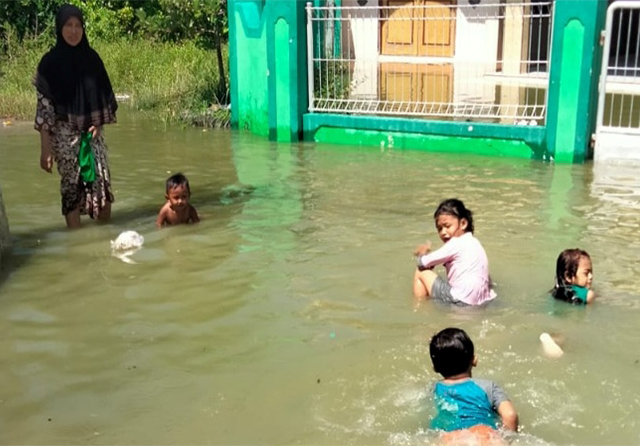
[165,172,191,209]
[433,199,474,242]
[166,172,191,194]
[429,327,477,379]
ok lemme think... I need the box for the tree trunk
[215,30,228,104]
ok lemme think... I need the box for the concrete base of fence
[304,113,547,159]
[0,182,10,271]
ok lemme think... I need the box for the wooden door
[380,0,421,56]
[380,63,419,112]
[379,63,453,117]
[380,0,455,57]
[379,0,455,116]
[418,64,453,106]
[419,0,455,57]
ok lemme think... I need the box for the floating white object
[539,332,564,359]
[110,231,144,264]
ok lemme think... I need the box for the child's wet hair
[429,327,475,378]
[433,199,474,233]
[551,248,591,303]
[166,172,190,194]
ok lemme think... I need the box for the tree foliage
[0,0,229,103]
[0,0,228,48]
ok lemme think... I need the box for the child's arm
[190,205,200,223]
[497,400,518,431]
[156,205,168,228]
[486,380,518,432]
[587,289,596,303]
[416,238,457,270]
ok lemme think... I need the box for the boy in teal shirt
[429,328,518,443]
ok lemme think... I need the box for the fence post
[227,0,269,135]
[266,0,309,142]
[228,0,309,141]
[307,3,315,113]
[545,0,607,163]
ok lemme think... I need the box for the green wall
[304,114,546,159]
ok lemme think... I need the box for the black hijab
[34,4,117,131]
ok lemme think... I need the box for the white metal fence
[306,1,552,124]
[595,1,640,161]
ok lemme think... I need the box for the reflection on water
[1,113,640,445]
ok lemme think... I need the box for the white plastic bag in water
[110,230,144,264]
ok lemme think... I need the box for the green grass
[0,37,229,125]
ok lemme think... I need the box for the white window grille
[306,1,552,124]
[598,3,640,132]
[594,1,640,162]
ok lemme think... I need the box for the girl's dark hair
[429,327,475,378]
[166,172,190,193]
[551,248,591,303]
[433,198,474,233]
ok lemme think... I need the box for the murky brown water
[1,111,640,445]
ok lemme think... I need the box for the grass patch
[0,37,229,126]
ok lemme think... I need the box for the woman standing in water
[34,4,118,228]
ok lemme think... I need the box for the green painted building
[228,0,608,163]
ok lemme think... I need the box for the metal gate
[595,0,640,162]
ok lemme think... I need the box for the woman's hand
[414,242,432,257]
[39,130,53,173]
[40,146,53,173]
[88,125,101,138]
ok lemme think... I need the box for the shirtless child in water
[156,173,200,227]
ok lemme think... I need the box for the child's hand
[414,242,432,257]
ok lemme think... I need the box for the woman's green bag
[79,131,96,183]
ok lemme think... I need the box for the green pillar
[545,0,607,163]
[229,0,309,142]
[266,0,309,142]
[228,0,269,135]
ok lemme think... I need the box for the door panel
[419,0,455,56]
[381,1,420,55]
[380,62,454,116]
[380,63,418,108]
[419,64,453,106]
[381,0,455,57]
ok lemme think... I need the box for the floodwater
[1,111,640,445]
